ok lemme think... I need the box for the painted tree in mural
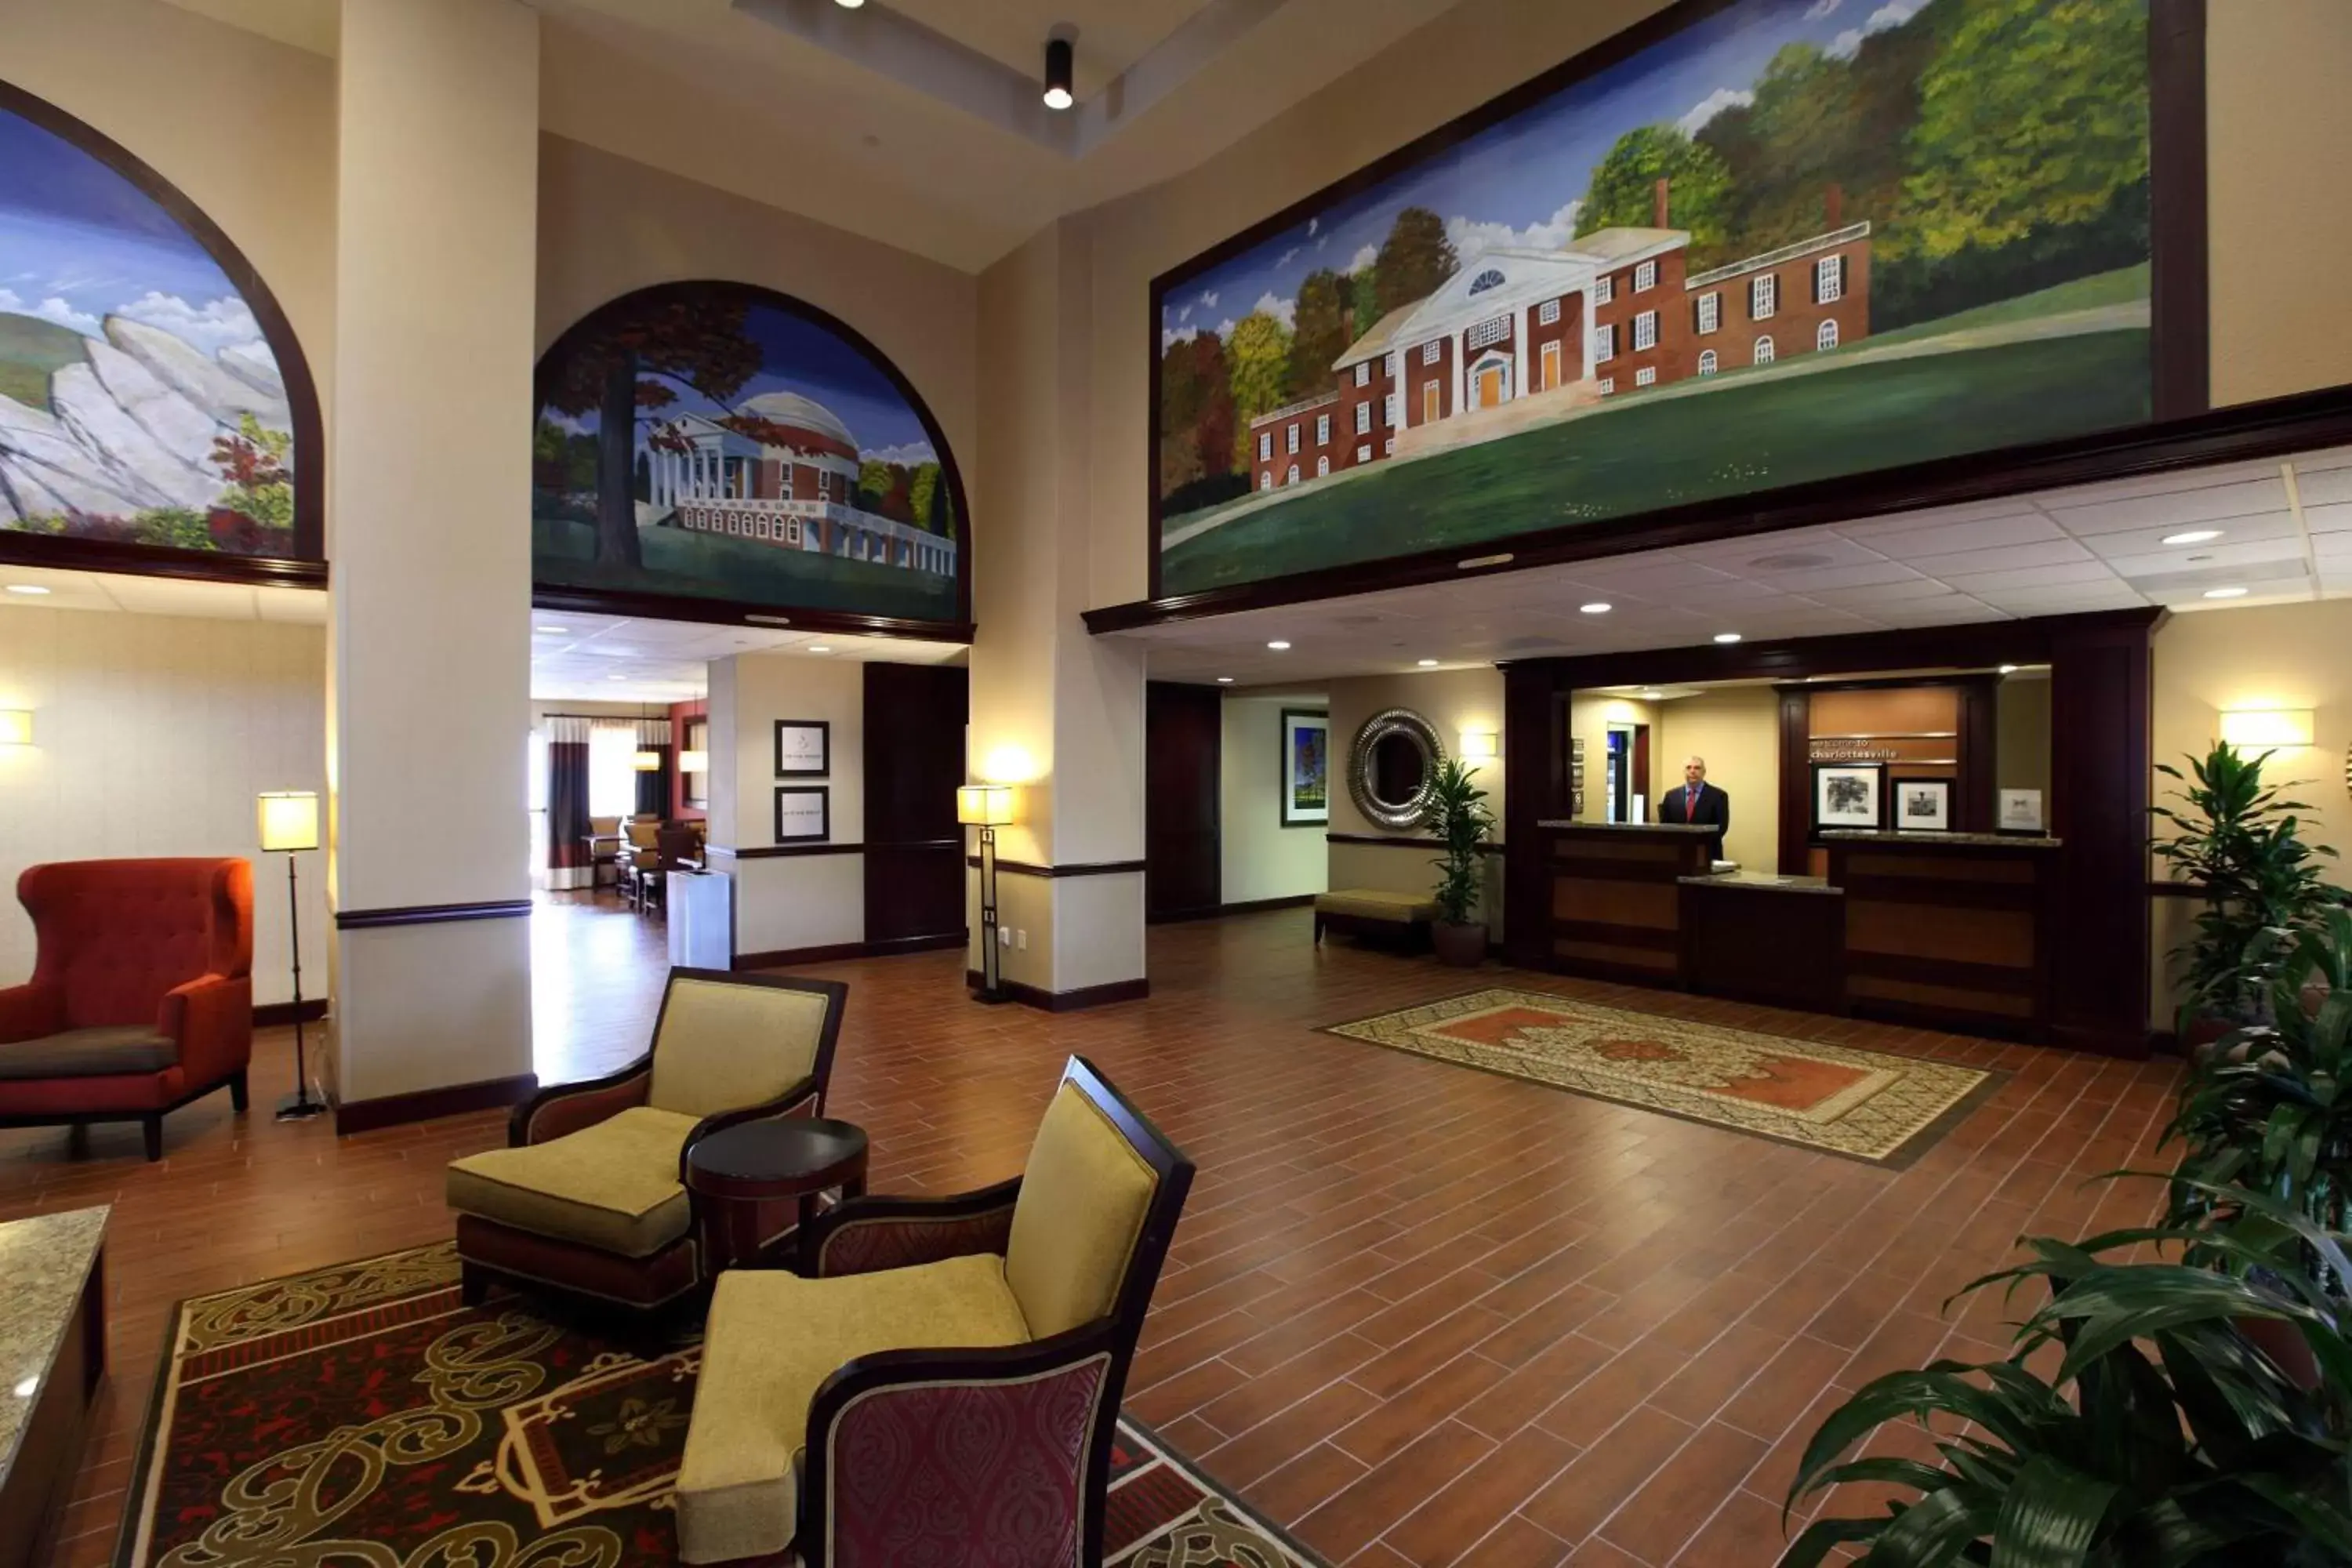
[1580,124,1733,254]
[1225,310,1292,459]
[542,294,760,568]
[1287,268,1353,401]
[1372,207,1457,315]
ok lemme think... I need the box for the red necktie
[1686,786,1698,818]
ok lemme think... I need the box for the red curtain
[547,716,592,890]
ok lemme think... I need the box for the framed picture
[684,717,710,808]
[773,786,829,844]
[1894,779,1952,833]
[0,84,323,583]
[532,280,971,635]
[1813,764,1883,831]
[1279,707,1330,827]
[775,720,829,778]
[1145,0,2208,612]
[1999,788,2046,833]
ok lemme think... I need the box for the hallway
[3,906,2177,1568]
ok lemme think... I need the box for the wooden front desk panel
[1537,822,1715,982]
[1826,833,2059,1040]
[1680,877,1844,1014]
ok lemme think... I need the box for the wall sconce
[0,710,30,746]
[678,750,709,774]
[1460,730,1499,764]
[2218,709,2315,750]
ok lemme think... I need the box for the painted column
[1452,336,1466,418]
[325,0,539,1116]
[1513,303,1528,397]
[968,214,1146,1005]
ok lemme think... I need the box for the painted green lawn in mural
[1161,325,2146,593]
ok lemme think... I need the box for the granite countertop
[1817,829,2063,848]
[1679,871,1843,895]
[1535,820,1717,833]
[0,1206,107,1484]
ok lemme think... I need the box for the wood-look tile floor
[6,895,2181,1568]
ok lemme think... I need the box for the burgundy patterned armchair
[673,1056,1195,1567]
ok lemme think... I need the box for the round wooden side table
[684,1116,869,1274]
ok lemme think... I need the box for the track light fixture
[1044,37,1074,110]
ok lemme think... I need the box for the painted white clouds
[1446,200,1584,260]
[1679,87,1754,137]
[1828,0,1929,59]
[0,289,98,334]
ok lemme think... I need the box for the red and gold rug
[1327,989,1999,1167]
[116,1242,1323,1568]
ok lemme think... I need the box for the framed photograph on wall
[1999,789,2046,833]
[1279,707,1330,827]
[1894,778,1952,833]
[774,786,829,844]
[775,720,830,778]
[684,717,710,808]
[1813,764,1883,832]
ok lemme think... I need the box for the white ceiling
[528,611,967,703]
[160,0,1469,273]
[1116,445,2352,685]
[0,563,325,624]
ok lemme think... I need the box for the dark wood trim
[1502,662,1553,969]
[1776,686,1811,875]
[2149,0,2211,419]
[253,998,328,1029]
[1149,893,1319,925]
[333,1072,538,1136]
[963,971,1151,1011]
[0,82,325,572]
[1324,832,1504,854]
[706,842,866,860]
[734,932,964,969]
[2048,613,2158,1058]
[963,856,1149,879]
[2150,880,2205,898]
[333,898,535,930]
[531,279,972,636]
[1103,378,2350,637]
[1958,676,2000,833]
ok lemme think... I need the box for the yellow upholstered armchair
[445,968,847,1311]
[673,1055,1195,1567]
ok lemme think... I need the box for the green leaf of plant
[1987,1453,2117,1568]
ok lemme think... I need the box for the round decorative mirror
[1348,708,1448,831]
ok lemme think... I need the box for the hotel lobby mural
[1151,0,2171,597]
[0,89,310,562]
[533,281,967,628]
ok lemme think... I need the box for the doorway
[1475,363,1504,408]
[1145,681,1221,921]
[1604,721,1651,823]
[1421,381,1440,424]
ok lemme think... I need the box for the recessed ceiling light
[2163,529,2222,545]
[1998,664,2020,675]
[806,644,833,654]
[2203,587,2248,600]
[1417,658,1439,667]
[1267,640,1291,651]
[834,0,864,8]
[1713,632,1743,644]
[1216,677,1234,684]
[4,584,50,596]
[1579,601,1611,615]
[1043,38,1074,110]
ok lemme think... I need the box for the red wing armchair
[0,858,256,1161]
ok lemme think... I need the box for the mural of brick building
[1248,182,1871,495]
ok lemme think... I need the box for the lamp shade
[1460,730,1500,762]
[632,748,661,771]
[257,790,320,852]
[956,783,1018,826]
[2219,709,2315,749]
[0,710,29,746]
[678,749,709,774]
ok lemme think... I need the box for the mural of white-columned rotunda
[644,390,956,578]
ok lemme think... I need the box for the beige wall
[0,608,327,1007]
[1322,668,1505,924]
[1566,695,1661,822]
[1220,693,1330,906]
[1996,675,2053,800]
[1653,688,1780,869]
[706,652,867,958]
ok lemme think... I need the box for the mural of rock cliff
[0,96,303,557]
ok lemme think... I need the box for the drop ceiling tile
[2103,536,2311,579]
[1800,578,1973,606]
[1929,559,2119,593]
[95,577,260,619]
[2292,463,2352,509]
[2302,503,2352,535]
[1905,539,2099,579]
[1832,498,2045,536]
[1751,561,1931,592]
[1566,556,1733,589]
[2043,476,2290,535]
[254,587,329,623]
[1973,584,2147,614]
[2077,511,2301,558]
[1678,532,1891,571]
[1835,510,2065,560]
[2038,458,2286,510]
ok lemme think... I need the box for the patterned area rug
[1327,989,2000,1167]
[116,1242,1323,1568]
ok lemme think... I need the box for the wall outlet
[999,926,1012,947]
[1016,929,1029,950]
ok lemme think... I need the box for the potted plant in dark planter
[2153,742,2336,1051]
[1425,757,1494,967]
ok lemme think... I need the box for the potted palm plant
[1424,757,1494,967]
[2152,742,2336,1047]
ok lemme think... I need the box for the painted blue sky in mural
[546,303,938,466]
[1160,0,1932,344]
[0,110,274,361]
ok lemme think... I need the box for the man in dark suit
[1658,754,1730,862]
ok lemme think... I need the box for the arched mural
[532,281,971,633]
[0,84,320,572]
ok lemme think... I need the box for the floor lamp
[256,791,325,1121]
[957,784,1018,1005]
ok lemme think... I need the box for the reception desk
[1530,819,2062,1040]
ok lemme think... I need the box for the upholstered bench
[1313,889,1439,949]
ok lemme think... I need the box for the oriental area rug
[1327,989,2000,1168]
[117,1242,1323,1568]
